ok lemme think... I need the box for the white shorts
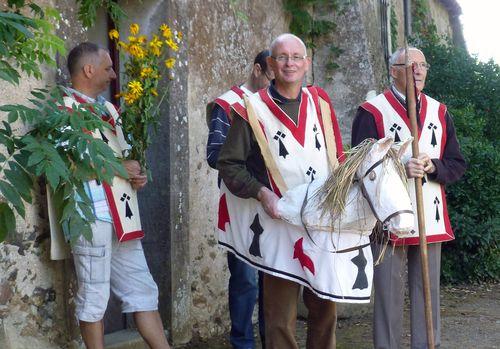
[72,220,158,322]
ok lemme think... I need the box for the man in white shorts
[51,42,170,349]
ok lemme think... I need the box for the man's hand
[122,160,147,190]
[257,187,281,219]
[405,153,435,178]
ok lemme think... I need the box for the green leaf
[4,162,33,203]
[7,110,19,123]
[0,202,16,241]
[0,180,25,218]
[45,164,61,190]
[27,151,45,167]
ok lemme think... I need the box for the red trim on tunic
[306,86,324,135]
[438,103,448,158]
[102,182,144,241]
[214,98,232,120]
[218,193,230,231]
[258,88,308,146]
[230,85,245,98]
[68,93,117,133]
[383,90,428,139]
[306,86,345,162]
[440,185,454,240]
[266,170,282,198]
[419,94,428,129]
[315,86,345,162]
[361,102,386,139]
[231,103,248,121]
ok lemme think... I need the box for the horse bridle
[300,155,412,254]
[354,157,413,227]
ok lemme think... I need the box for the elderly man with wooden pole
[351,1,466,347]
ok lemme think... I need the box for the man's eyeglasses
[392,62,431,70]
[271,55,307,63]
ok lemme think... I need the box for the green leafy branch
[75,0,126,28]
[0,1,65,85]
[0,87,127,242]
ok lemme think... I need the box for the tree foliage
[0,1,65,84]
[0,1,127,242]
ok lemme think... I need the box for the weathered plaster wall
[187,0,288,340]
[0,2,78,348]
[312,1,386,144]
[429,0,454,39]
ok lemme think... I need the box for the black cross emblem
[351,248,368,290]
[273,131,289,159]
[249,214,263,257]
[99,130,109,144]
[120,193,133,219]
[390,123,402,142]
[306,166,316,181]
[433,196,440,222]
[313,124,321,151]
[428,122,438,147]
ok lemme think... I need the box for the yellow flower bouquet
[109,23,182,171]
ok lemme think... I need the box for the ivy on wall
[390,3,398,52]
[283,0,345,74]
[75,0,126,28]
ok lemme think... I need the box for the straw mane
[316,139,407,220]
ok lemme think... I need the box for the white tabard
[49,93,144,260]
[218,86,373,303]
[361,89,454,245]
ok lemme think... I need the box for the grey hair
[269,33,307,56]
[388,47,425,67]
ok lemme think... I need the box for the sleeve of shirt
[206,104,231,169]
[216,111,265,199]
[351,106,380,147]
[427,111,466,184]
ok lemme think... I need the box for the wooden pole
[403,1,435,347]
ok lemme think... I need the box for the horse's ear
[374,137,394,156]
[393,137,414,158]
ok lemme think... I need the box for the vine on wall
[283,0,345,74]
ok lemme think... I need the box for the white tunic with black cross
[218,86,373,303]
[49,92,144,260]
[361,89,454,245]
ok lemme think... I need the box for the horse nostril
[369,171,376,181]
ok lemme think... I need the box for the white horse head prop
[278,137,414,246]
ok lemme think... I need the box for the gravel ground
[182,282,499,349]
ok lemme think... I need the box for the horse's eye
[369,171,376,181]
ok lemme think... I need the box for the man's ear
[82,64,94,79]
[389,66,397,79]
[253,63,262,77]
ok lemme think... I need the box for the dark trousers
[263,273,337,349]
[227,252,265,348]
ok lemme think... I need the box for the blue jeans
[227,252,265,349]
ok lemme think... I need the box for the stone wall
[0,2,78,348]
[186,0,288,340]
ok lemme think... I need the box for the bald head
[269,33,307,57]
[389,47,425,67]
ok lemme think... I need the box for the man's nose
[110,69,117,79]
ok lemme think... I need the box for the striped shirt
[206,103,231,169]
